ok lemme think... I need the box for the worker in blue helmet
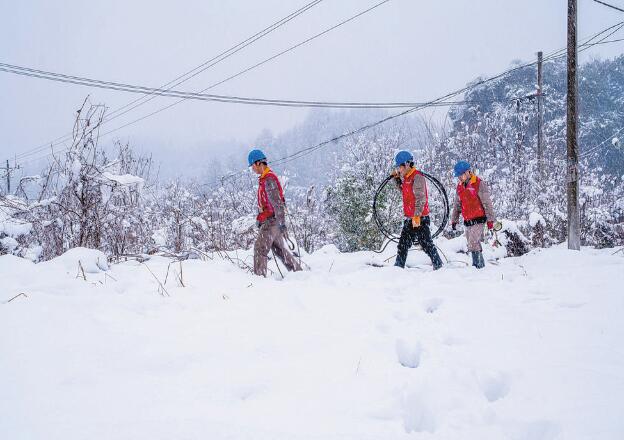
[450,161,497,269]
[453,161,471,178]
[247,148,301,277]
[391,150,443,270]
[247,149,267,167]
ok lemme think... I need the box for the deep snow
[1,243,623,439]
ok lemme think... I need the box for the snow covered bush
[5,53,624,265]
[325,129,407,252]
[579,170,624,248]
[5,99,154,261]
[285,185,328,254]
[0,195,38,259]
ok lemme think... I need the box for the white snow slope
[1,244,623,440]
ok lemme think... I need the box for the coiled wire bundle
[372,172,450,253]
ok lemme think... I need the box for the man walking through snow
[392,151,443,270]
[450,161,497,269]
[248,149,302,277]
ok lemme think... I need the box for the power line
[18,21,624,171]
[224,21,624,179]
[593,0,624,13]
[95,1,393,141]
[589,36,624,44]
[581,126,624,157]
[106,0,325,120]
[12,0,326,161]
[584,20,624,46]
[12,15,624,167]
[12,18,624,171]
[0,62,475,109]
[12,0,391,164]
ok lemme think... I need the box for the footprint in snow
[557,301,586,309]
[423,297,444,314]
[396,339,422,368]
[477,370,511,402]
[233,384,264,401]
[402,391,436,433]
[511,419,561,440]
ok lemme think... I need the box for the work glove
[256,220,262,228]
[411,216,421,228]
[487,221,494,230]
[451,222,457,231]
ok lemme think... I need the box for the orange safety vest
[456,175,486,221]
[401,168,430,217]
[257,168,285,222]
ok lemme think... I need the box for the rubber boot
[471,251,485,269]
[478,252,485,268]
[431,252,443,271]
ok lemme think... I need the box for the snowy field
[1,243,623,440]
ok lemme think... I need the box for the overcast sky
[1,0,623,167]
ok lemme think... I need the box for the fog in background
[1,0,623,179]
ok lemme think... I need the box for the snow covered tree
[443,56,624,246]
[325,127,408,252]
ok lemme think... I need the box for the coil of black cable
[372,172,450,245]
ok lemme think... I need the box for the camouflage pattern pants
[465,222,485,252]
[254,218,302,277]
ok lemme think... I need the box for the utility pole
[567,0,581,250]
[537,51,544,181]
[5,159,10,194]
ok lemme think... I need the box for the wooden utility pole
[5,159,10,194]
[537,51,544,180]
[567,0,581,250]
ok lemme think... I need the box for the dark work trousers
[394,216,443,269]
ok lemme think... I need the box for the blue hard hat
[453,160,471,177]
[247,149,267,166]
[394,150,414,167]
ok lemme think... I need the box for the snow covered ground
[1,243,623,439]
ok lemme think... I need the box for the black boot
[431,252,443,270]
[471,251,485,269]
[413,216,443,270]
[394,220,414,268]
